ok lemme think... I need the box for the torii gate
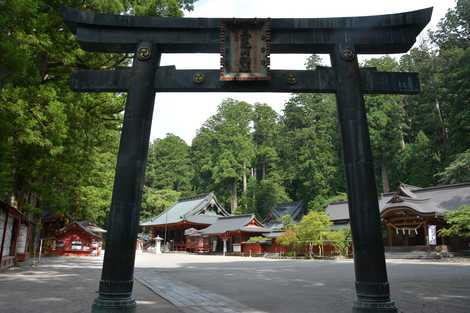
[61,6,432,313]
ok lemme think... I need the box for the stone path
[136,272,267,313]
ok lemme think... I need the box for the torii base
[92,296,136,313]
[353,301,398,313]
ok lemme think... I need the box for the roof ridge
[381,182,470,197]
[178,192,212,202]
[410,182,470,193]
[328,182,470,207]
[275,200,303,207]
[219,214,254,219]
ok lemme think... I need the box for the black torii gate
[61,6,432,313]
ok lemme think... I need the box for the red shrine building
[185,214,269,254]
[141,182,469,257]
[326,183,470,253]
[0,200,33,270]
[48,221,106,256]
[140,193,230,251]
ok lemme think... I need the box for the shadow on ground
[134,254,470,313]
[2,254,469,313]
[0,256,180,313]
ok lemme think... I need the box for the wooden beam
[61,7,432,54]
[70,67,420,94]
[70,69,131,92]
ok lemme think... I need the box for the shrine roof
[140,192,229,226]
[266,201,305,223]
[58,221,106,238]
[199,214,269,235]
[326,182,470,221]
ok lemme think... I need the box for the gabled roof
[58,221,106,238]
[326,182,470,221]
[140,192,229,226]
[265,201,304,223]
[264,201,305,231]
[199,214,269,235]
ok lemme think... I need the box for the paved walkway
[134,253,470,313]
[2,254,470,313]
[0,256,181,313]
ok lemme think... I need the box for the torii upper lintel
[61,6,432,54]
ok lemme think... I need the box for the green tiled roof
[140,192,228,226]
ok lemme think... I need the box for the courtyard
[1,253,469,313]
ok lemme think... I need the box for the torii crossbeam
[61,6,432,313]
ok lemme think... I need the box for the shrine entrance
[382,208,444,248]
[61,6,432,313]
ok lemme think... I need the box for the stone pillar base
[353,300,398,313]
[91,296,136,313]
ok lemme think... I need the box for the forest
[0,0,469,226]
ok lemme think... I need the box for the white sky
[150,0,456,144]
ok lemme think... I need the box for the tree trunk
[231,181,238,212]
[243,162,247,193]
[381,162,390,193]
[435,98,448,146]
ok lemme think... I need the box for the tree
[276,228,298,251]
[363,56,407,192]
[308,193,347,212]
[439,205,470,238]
[399,131,441,187]
[146,134,194,195]
[192,99,254,212]
[140,187,180,221]
[325,229,351,257]
[280,214,295,230]
[437,149,470,184]
[279,94,338,204]
[0,0,197,226]
[295,211,332,257]
[253,103,280,180]
[191,127,217,194]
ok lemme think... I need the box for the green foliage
[276,228,298,247]
[439,205,470,238]
[2,0,469,231]
[146,134,194,194]
[279,93,339,203]
[325,229,351,256]
[280,214,295,230]
[253,176,290,218]
[399,131,441,187]
[191,99,254,212]
[0,0,196,225]
[141,188,180,221]
[308,193,347,212]
[295,211,332,246]
[437,149,470,184]
[246,236,267,243]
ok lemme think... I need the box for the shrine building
[185,214,269,254]
[48,221,106,256]
[140,193,230,251]
[326,182,470,252]
[0,200,33,270]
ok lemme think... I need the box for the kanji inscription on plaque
[220,19,271,81]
